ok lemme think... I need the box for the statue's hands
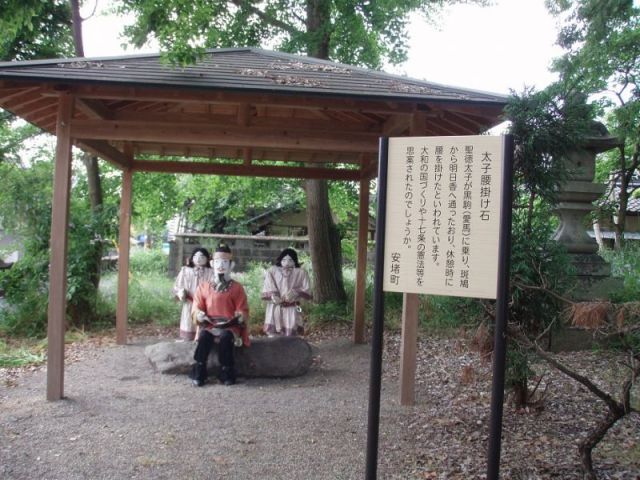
[177,288,187,302]
[283,290,299,303]
[234,312,244,325]
[271,294,282,305]
[196,310,209,325]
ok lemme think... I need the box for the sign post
[365,135,514,480]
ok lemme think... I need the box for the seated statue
[172,247,214,341]
[191,243,249,387]
[262,248,312,337]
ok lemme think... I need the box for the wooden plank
[79,140,130,168]
[399,293,420,405]
[61,85,420,114]
[2,87,45,110]
[132,159,362,181]
[353,177,370,344]
[0,86,42,103]
[76,98,114,120]
[398,113,423,406]
[70,119,379,154]
[382,114,412,136]
[130,143,361,163]
[243,147,253,166]
[116,157,133,345]
[46,94,74,401]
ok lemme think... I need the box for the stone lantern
[553,125,622,300]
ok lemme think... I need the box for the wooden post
[400,293,419,405]
[353,177,370,344]
[398,113,426,405]
[116,152,133,345]
[46,93,74,401]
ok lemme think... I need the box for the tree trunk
[303,0,346,303]
[70,0,104,318]
[579,409,624,480]
[81,153,103,290]
[306,179,346,303]
[511,378,528,409]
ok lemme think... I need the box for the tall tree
[68,0,106,289]
[548,0,640,249]
[117,0,487,302]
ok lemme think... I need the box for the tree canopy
[548,0,640,248]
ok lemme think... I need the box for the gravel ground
[1,328,639,479]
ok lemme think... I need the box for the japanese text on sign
[383,136,504,299]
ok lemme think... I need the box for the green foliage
[599,243,640,302]
[97,270,180,327]
[132,172,180,235]
[0,0,73,61]
[128,247,170,275]
[510,204,573,332]
[118,0,489,68]
[548,0,640,248]
[0,338,44,367]
[0,134,121,336]
[506,85,595,204]
[175,173,304,234]
[422,295,483,331]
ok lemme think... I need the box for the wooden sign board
[383,135,505,299]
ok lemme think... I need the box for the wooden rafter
[132,159,362,180]
[78,139,130,168]
[75,98,114,120]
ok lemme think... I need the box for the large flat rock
[145,336,313,378]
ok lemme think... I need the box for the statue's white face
[281,255,295,276]
[212,257,231,275]
[192,251,208,267]
[281,255,295,269]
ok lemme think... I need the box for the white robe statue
[173,249,214,341]
[262,249,311,336]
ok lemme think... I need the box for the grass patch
[97,271,180,327]
[0,338,44,368]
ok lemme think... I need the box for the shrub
[599,244,640,303]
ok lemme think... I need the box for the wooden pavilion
[0,48,507,401]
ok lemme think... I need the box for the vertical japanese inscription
[384,136,504,299]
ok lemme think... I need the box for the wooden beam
[237,103,251,126]
[383,114,412,136]
[61,84,420,114]
[116,148,134,345]
[0,86,42,103]
[77,140,130,168]
[399,293,420,405]
[129,143,361,164]
[399,114,423,406]
[70,119,379,154]
[131,159,362,181]
[361,158,379,179]
[427,100,505,119]
[2,87,46,111]
[112,110,381,134]
[46,93,74,401]
[353,176,370,344]
[75,98,114,120]
[243,147,253,166]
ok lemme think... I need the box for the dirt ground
[1,326,639,479]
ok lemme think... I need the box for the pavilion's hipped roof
[0,48,508,180]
